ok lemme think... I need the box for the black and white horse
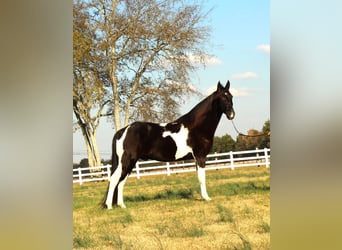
[103,80,235,209]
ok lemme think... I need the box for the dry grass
[73,166,270,249]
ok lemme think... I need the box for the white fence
[73,148,270,185]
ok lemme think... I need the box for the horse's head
[216,80,235,120]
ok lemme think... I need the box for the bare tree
[88,0,210,129]
[73,2,108,168]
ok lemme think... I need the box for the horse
[102,80,235,209]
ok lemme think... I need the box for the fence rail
[73,148,270,185]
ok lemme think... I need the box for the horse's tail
[100,128,125,208]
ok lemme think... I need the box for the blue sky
[189,0,270,135]
[73,0,270,161]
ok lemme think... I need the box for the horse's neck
[184,97,223,137]
[197,105,223,137]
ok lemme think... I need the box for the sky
[73,0,270,162]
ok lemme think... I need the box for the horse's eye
[224,92,228,96]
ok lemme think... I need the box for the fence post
[256,147,260,167]
[78,167,83,185]
[136,162,140,179]
[106,165,111,180]
[264,148,270,168]
[229,151,234,170]
[166,162,170,176]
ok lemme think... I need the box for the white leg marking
[105,167,122,209]
[197,167,211,201]
[105,126,129,209]
[162,125,192,159]
[117,176,128,208]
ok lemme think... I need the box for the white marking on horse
[197,167,211,201]
[105,126,129,209]
[117,176,128,208]
[162,125,193,159]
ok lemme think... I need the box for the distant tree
[211,134,235,153]
[259,119,270,148]
[101,159,111,166]
[235,129,263,151]
[79,158,89,168]
[235,119,270,151]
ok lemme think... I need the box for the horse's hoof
[118,203,126,208]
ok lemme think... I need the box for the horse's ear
[217,81,224,92]
[225,80,230,90]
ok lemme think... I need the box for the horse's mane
[175,91,219,127]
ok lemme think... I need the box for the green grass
[258,221,271,233]
[156,219,204,238]
[230,231,253,250]
[217,204,235,223]
[73,166,270,249]
[73,228,94,248]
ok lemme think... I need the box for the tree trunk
[79,122,102,172]
[112,80,121,130]
[123,78,139,126]
[109,55,122,131]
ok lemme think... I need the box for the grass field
[73,166,270,249]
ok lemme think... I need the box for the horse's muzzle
[226,110,235,120]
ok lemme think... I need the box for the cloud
[187,53,222,66]
[230,87,252,97]
[232,72,258,80]
[205,85,252,97]
[257,44,270,55]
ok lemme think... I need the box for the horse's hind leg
[117,176,128,208]
[105,166,122,209]
[116,158,137,208]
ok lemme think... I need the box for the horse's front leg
[195,157,211,201]
[197,166,211,201]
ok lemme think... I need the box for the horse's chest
[162,125,192,160]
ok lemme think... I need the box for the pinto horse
[103,80,235,209]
